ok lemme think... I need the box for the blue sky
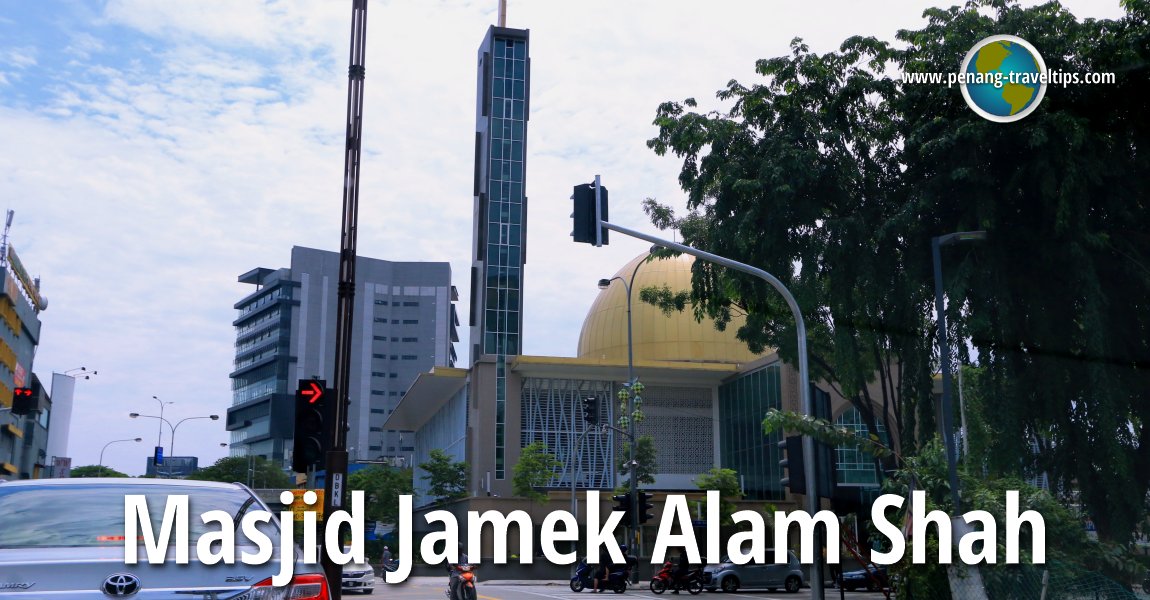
[1,0,1125,476]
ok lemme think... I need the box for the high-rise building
[1,241,46,479]
[227,246,457,468]
[469,23,529,481]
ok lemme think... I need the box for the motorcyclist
[670,549,689,594]
[447,543,469,599]
[381,545,393,571]
[591,545,612,592]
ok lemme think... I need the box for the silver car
[0,478,329,598]
[703,550,806,593]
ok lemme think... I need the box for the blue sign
[154,446,164,466]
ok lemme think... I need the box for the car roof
[0,478,249,490]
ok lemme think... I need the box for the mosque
[384,251,893,556]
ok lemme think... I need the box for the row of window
[372,336,420,342]
[373,300,421,307]
[371,372,399,379]
[370,390,401,397]
[373,319,420,325]
[371,354,421,360]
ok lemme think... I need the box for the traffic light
[778,436,807,495]
[612,493,632,518]
[637,491,655,524]
[582,397,599,425]
[10,387,34,415]
[571,182,609,246]
[293,379,332,473]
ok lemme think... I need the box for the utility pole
[321,1,368,597]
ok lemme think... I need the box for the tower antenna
[498,0,506,27]
[0,210,13,268]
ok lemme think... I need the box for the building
[387,252,895,556]
[0,242,47,479]
[468,22,530,482]
[226,246,458,469]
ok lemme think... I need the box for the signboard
[6,246,46,312]
[52,456,71,478]
[286,489,325,522]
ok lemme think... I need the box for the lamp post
[931,230,987,513]
[98,437,142,476]
[151,396,173,449]
[597,247,656,571]
[130,412,218,477]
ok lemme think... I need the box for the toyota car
[0,478,330,599]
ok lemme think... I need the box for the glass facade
[473,27,529,480]
[718,364,785,501]
[833,407,886,487]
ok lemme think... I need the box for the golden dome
[577,252,768,364]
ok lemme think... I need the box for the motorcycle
[649,562,703,595]
[570,558,630,593]
[446,564,478,600]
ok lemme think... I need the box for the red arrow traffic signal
[301,380,323,404]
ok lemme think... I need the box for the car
[0,477,330,598]
[703,550,806,593]
[341,548,375,594]
[836,565,890,592]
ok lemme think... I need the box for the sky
[1,0,1126,477]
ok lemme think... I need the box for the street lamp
[130,412,218,477]
[931,230,987,513]
[151,396,173,449]
[98,437,142,476]
[597,246,657,568]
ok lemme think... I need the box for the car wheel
[571,579,585,592]
[844,585,857,592]
[866,581,879,592]
[651,579,668,594]
[785,576,802,593]
[720,577,739,593]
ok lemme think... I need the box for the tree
[349,466,413,524]
[512,442,561,503]
[646,0,1150,540]
[419,449,468,502]
[188,456,292,488]
[70,465,129,478]
[695,468,741,526]
[616,434,658,491]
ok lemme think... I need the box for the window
[370,408,385,414]
[403,319,418,325]
[373,317,388,323]
[372,354,387,359]
[402,337,418,343]
[369,445,382,451]
[374,300,388,306]
[371,371,387,378]
[402,301,419,307]
[370,390,385,396]
[369,427,383,432]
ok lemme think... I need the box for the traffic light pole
[322,1,368,597]
[595,218,824,600]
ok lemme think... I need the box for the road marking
[497,588,579,600]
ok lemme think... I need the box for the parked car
[341,549,375,594]
[0,477,329,598]
[837,565,890,592]
[703,550,805,593]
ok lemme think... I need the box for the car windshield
[0,483,275,549]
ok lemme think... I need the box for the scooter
[570,558,630,593]
[649,562,703,595]
[446,564,478,600]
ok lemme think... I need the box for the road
[347,577,894,600]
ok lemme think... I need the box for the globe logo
[960,35,1047,122]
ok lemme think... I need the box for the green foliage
[188,456,292,488]
[419,449,468,503]
[616,434,658,491]
[763,408,893,459]
[70,465,129,478]
[348,466,413,524]
[512,442,561,503]
[646,0,1150,541]
[695,468,741,526]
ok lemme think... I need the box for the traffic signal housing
[582,397,598,425]
[778,435,807,495]
[612,493,632,518]
[571,182,609,246]
[10,387,35,415]
[293,379,333,473]
[637,491,655,524]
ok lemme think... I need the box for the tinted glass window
[0,484,275,548]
